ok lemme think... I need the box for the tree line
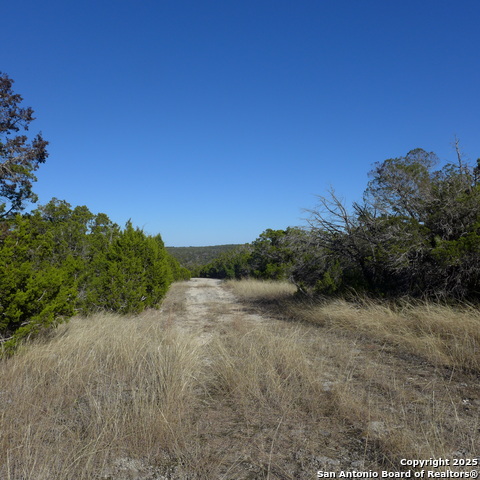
[166,244,242,274]
[201,147,480,302]
[0,73,189,354]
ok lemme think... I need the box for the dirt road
[154,278,368,479]
[162,277,267,341]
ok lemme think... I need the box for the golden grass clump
[209,322,326,416]
[225,278,296,302]
[298,298,480,372]
[0,312,206,480]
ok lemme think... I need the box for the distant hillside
[166,244,244,271]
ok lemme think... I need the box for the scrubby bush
[294,148,480,300]
[201,147,480,303]
[0,199,189,354]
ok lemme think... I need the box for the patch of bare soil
[165,278,267,340]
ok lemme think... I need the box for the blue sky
[2,0,480,246]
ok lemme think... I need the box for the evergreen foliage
[0,74,189,355]
[0,212,77,354]
[0,200,190,354]
[0,73,48,217]
[199,228,299,280]
[199,244,253,279]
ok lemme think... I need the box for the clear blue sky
[3,0,480,246]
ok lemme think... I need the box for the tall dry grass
[210,322,326,416]
[227,279,480,372]
[1,279,478,478]
[225,279,296,302]
[298,298,480,372]
[0,311,206,480]
[227,279,480,468]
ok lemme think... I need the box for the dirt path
[163,277,267,342]
[155,279,370,479]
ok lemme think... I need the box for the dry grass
[296,298,480,372]
[0,308,333,479]
[0,311,206,480]
[210,322,327,416]
[228,279,480,469]
[225,278,296,302]
[1,279,478,479]
[227,280,480,373]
